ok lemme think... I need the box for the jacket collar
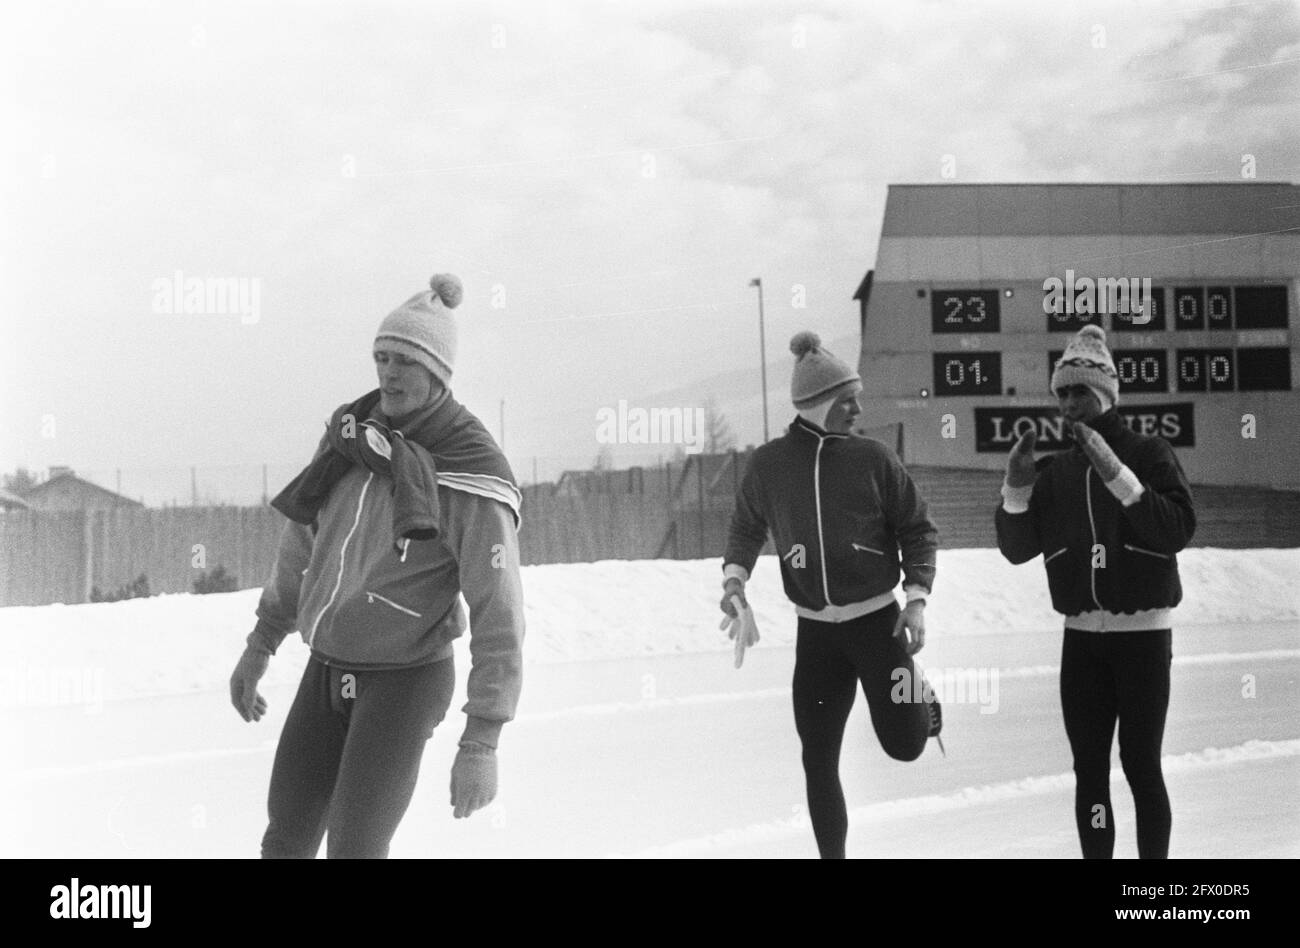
[1082,407,1125,441]
[1069,407,1125,454]
[791,416,850,441]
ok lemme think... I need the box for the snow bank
[0,549,1295,704]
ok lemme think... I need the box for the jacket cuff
[1000,481,1033,514]
[247,618,286,656]
[722,563,750,584]
[1104,465,1145,507]
[904,585,929,605]
[461,716,504,749]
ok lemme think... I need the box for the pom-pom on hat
[1050,323,1119,411]
[789,331,862,409]
[374,273,464,387]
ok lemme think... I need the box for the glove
[1072,422,1123,481]
[1005,429,1038,488]
[450,742,498,819]
[719,594,761,668]
[229,645,269,722]
[719,576,748,618]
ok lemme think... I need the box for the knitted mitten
[450,742,498,819]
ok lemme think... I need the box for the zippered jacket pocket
[851,543,885,556]
[365,590,422,617]
[1123,543,1171,560]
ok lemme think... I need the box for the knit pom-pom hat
[789,331,861,409]
[1050,324,1119,411]
[374,273,464,386]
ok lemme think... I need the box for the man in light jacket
[229,272,525,859]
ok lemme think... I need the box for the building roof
[18,472,143,508]
[880,182,1300,238]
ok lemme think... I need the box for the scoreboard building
[853,183,1300,490]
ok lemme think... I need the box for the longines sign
[974,404,1195,452]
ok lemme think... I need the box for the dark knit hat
[789,331,861,409]
[374,273,464,386]
[1050,324,1119,410]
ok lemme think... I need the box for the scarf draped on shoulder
[271,388,521,549]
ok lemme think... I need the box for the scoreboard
[928,283,1292,397]
[854,183,1300,488]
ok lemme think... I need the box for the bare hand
[229,648,269,722]
[892,602,927,656]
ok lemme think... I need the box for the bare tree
[702,396,736,454]
[592,445,614,471]
[3,466,38,494]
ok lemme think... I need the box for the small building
[552,464,676,498]
[16,467,144,511]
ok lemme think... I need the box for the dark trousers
[261,654,455,859]
[793,602,931,859]
[1060,628,1172,859]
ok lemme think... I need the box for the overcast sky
[2,0,1297,498]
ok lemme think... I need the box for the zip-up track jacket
[994,409,1196,616]
[251,464,524,747]
[724,418,938,612]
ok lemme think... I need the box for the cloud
[2,0,1295,483]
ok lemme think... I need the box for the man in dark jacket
[722,331,941,859]
[228,272,525,858]
[996,323,1195,859]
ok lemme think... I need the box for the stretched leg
[261,656,347,858]
[792,620,858,859]
[1114,630,1172,859]
[326,657,456,859]
[851,602,930,762]
[1060,629,1119,859]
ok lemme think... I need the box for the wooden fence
[0,507,285,608]
[2,467,1298,607]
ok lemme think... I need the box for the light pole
[749,277,769,443]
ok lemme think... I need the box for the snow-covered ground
[1,549,1297,858]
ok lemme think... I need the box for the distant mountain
[506,335,864,483]
[534,333,859,478]
[639,333,861,449]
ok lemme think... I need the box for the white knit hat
[1050,324,1119,411]
[374,273,464,386]
[789,331,861,409]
